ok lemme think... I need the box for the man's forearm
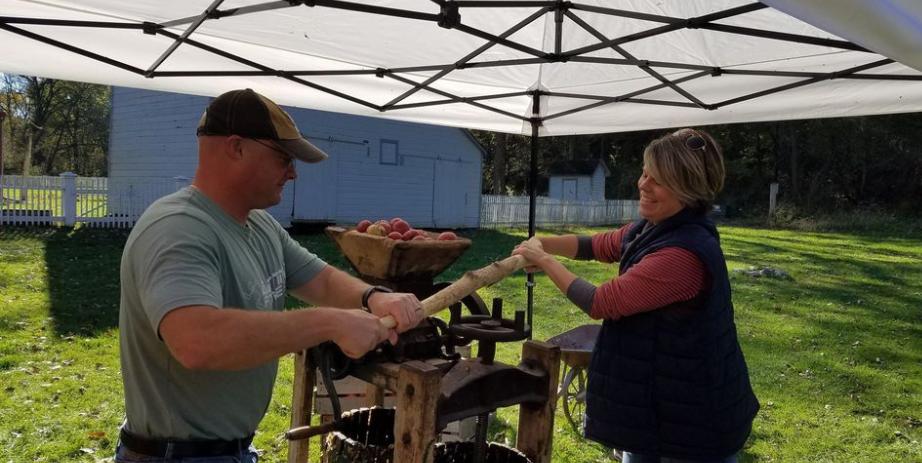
[162,306,345,371]
[288,265,421,335]
[290,266,369,309]
[320,269,368,308]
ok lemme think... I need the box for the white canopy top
[2,0,921,136]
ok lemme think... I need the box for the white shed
[107,87,485,228]
[547,160,610,202]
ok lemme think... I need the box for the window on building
[380,140,399,165]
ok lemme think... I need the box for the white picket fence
[480,194,640,228]
[2,174,639,230]
[1,173,186,228]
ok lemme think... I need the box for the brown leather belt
[119,428,253,458]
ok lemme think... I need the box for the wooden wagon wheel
[561,364,587,435]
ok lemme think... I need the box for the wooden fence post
[60,172,77,226]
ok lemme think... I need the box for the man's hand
[512,237,550,273]
[367,291,423,333]
[331,309,393,359]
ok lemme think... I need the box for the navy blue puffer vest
[584,209,759,460]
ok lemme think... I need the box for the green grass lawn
[2,187,108,218]
[1,224,920,462]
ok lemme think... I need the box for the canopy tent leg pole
[526,93,540,338]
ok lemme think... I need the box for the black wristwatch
[361,285,393,312]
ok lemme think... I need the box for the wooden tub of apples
[324,218,470,283]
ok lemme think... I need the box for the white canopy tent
[3,0,921,325]
[2,1,922,136]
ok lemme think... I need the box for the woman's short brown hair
[642,128,725,213]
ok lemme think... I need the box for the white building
[108,87,485,228]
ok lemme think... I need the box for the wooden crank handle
[285,421,340,440]
[379,315,398,330]
[377,255,526,330]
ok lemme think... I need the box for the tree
[0,74,110,176]
[473,112,922,217]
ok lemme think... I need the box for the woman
[513,128,758,463]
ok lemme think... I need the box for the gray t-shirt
[118,187,327,440]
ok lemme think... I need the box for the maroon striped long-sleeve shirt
[587,223,707,320]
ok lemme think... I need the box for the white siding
[591,165,606,201]
[108,87,483,228]
[577,176,592,200]
[109,88,204,180]
[549,163,608,202]
[549,177,561,199]
[283,105,483,227]
[549,175,592,201]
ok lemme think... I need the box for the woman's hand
[512,237,550,273]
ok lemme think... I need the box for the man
[116,88,423,462]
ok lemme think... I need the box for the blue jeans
[622,451,737,463]
[114,442,259,463]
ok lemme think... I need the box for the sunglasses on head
[685,134,707,151]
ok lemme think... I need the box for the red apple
[391,219,410,234]
[356,219,372,233]
[402,229,420,240]
[411,234,429,241]
[387,231,403,240]
[437,231,457,241]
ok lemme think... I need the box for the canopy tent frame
[3,1,920,121]
[3,0,922,331]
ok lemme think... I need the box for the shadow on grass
[726,230,922,343]
[43,227,129,336]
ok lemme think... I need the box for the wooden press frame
[287,340,560,463]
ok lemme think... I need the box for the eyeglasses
[685,134,707,151]
[248,138,294,167]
